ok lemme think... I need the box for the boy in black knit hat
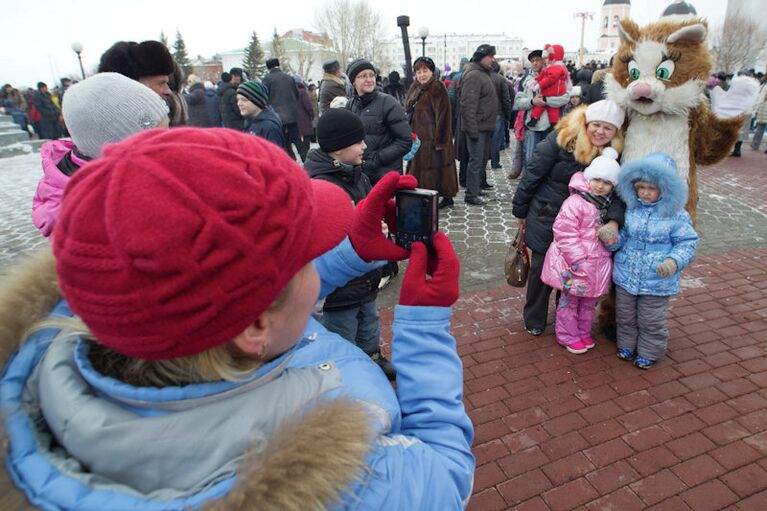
[237,80,285,149]
[303,108,396,380]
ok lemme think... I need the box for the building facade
[598,0,631,53]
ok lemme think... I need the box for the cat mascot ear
[667,22,707,44]
[618,19,641,45]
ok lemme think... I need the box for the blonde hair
[25,277,297,387]
[556,105,624,166]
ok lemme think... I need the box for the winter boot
[731,141,742,157]
[371,351,397,381]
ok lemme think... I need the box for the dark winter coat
[383,73,406,105]
[574,68,593,103]
[262,68,299,125]
[296,83,315,137]
[218,82,243,130]
[490,72,512,122]
[185,83,213,127]
[585,69,608,105]
[304,149,382,310]
[319,74,347,114]
[405,78,458,198]
[33,90,59,120]
[347,91,412,185]
[244,106,286,149]
[512,108,626,254]
[205,87,221,127]
[458,61,498,138]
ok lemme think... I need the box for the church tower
[598,0,631,53]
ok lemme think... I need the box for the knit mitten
[399,232,460,307]
[350,172,416,262]
[656,257,678,277]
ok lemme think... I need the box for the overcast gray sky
[2,0,726,87]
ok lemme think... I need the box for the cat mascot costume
[597,17,743,335]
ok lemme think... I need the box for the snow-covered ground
[0,152,46,274]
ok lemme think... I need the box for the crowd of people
[0,32,762,509]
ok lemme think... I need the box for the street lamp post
[397,16,414,88]
[573,12,594,68]
[418,26,429,57]
[71,42,86,80]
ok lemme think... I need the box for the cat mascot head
[606,18,711,117]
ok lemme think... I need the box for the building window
[613,16,619,27]
[603,17,608,29]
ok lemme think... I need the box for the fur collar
[555,105,624,166]
[322,73,346,87]
[0,248,375,510]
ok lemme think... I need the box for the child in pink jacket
[32,72,169,237]
[541,147,620,353]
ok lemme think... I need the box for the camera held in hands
[395,188,439,249]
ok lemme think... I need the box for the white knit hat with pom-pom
[584,147,620,185]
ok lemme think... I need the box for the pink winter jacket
[32,140,84,238]
[541,172,613,297]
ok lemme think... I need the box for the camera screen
[397,195,424,234]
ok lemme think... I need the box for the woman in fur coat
[405,57,458,209]
[512,100,626,336]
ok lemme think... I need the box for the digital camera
[394,188,439,249]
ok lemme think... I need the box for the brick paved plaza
[1,140,767,509]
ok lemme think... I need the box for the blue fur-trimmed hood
[617,152,688,217]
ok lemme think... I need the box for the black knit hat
[98,41,174,80]
[527,49,543,62]
[317,109,365,153]
[265,58,280,70]
[346,58,376,83]
[237,80,269,109]
[413,56,436,73]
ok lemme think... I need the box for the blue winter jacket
[609,152,699,297]
[244,105,286,149]
[0,237,474,510]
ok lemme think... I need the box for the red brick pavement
[698,147,767,216]
[380,247,767,510]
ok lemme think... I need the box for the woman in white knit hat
[511,99,626,336]
[31,72,169,238]
[539,147,620,353]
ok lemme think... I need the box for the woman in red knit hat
[0,128,474,510]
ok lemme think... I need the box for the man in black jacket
[459,45,498,206]
[345,58,412,186]
[262,58,301,160]
[218,70,244,131]
[304,108,396,380]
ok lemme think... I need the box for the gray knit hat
[63,73,169,158]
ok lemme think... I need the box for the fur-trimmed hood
[555,104,624,165]
[617,151,688,217]
[0,248,374,510]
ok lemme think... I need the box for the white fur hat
[585,99,625,129]
[584,146,621,185]
[329,96,348,109]
[570,85,582,97]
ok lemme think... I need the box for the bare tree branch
[313,0,390,71]
[711,8,767,74]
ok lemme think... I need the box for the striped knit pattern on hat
[62,72,169,158]
[238,80,269,109]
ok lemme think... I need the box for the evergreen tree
[159,31,169,48]
[243,31,265,79]
[173,30,192,77]
[270,29,292,73]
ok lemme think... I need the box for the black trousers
[523,250,560,331]
[282,123,303,160]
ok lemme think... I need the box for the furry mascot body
[598,18,743,336]
[605,18,743,224]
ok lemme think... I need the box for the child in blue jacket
[609,152,699,369]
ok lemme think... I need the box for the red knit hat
[53,128,353,360]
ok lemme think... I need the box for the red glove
[399,232,460,307]
[350,172,417,262]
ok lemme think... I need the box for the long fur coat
[405,78,458,197]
